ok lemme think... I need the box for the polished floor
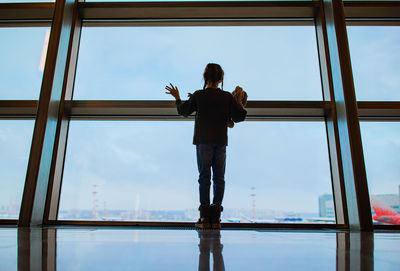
[0,227,399,271]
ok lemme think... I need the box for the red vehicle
[370,196,400,225]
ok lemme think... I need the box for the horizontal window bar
[1,2,399,22]
[346,19,400,26]
[0,100,38,117]
[0,219,18,225]
[358,102,400,120]
[374,225,400,230]
[1,1,400,22]
[68,100,329,119]
[78,1,318,20]
[82,18,314,27]
[4,101,400,119]
[0,3,54,21]
[344,1,400,19]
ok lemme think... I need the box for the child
[165,63,247,229]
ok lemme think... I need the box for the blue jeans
[196,144,226,206]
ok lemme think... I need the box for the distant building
[319,194,335,218]
[319,185,400,219]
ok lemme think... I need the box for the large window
[73,26,322,101]
[360,122,400,225]
[59,23,334,223]
[3,0,398,229]
[59,120,333,223]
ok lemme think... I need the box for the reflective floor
[0,227,399,271]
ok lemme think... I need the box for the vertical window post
[316,0,372,231]
[18,0,81,226]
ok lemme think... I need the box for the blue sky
[0,25,399,219]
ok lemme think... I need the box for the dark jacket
[176,88,247,146]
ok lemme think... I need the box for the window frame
[1,0,399,230]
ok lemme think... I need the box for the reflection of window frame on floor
[1,0,399,231]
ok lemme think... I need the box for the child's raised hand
[165,83,181,100]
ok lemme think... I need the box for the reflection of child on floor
[228,86,248,128]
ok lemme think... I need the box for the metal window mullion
[18,0,81,227]
[44,4,82,223]
[316,4,348,227]
[317,0,372,231]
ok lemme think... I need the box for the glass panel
[73,26,322,100]
[0,120,34,219]
[59,121,333,223]
[347,26,400,101]
[0,27,50,100]
[360,122,400,225]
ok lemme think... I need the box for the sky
[0,25,399,220]
[73,26,322,100]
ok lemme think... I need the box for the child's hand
[165,83,181,100]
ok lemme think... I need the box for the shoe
[210,204,223,229]
[195,205,211,229]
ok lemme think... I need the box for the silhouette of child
[165,63,247,229]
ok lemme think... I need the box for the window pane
[0,27,49,100]
[59,121,333,223]
[73,26,322,100]
[360,122,400,225]
[0,120,34,219]
[347,26,400,101]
